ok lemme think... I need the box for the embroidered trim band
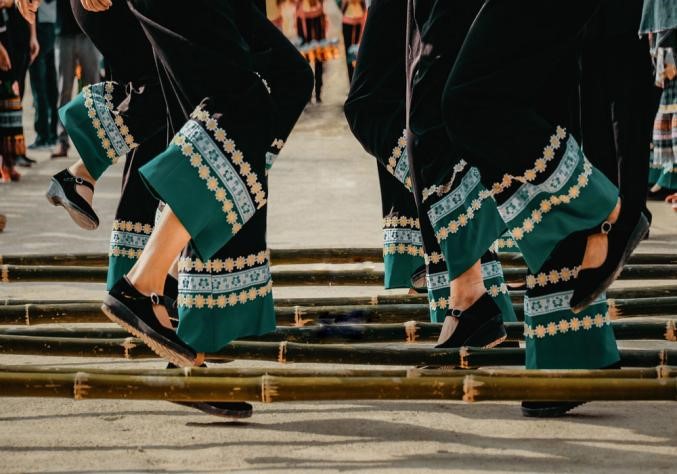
[422,160,468,202]
[524,313,611,339]
[178,250,269,273]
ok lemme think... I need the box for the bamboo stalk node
[24,304,30,326]
[261,374,278,403]
[459,346,470,369]
[370,295,378,306]
[277,341,288,364]
[121,337,137,359]
[660,349,667,366]
[462,375,482,403]
[1,265,8,284]
[73,372,90,400]
[293,306,312,327]
[406,367,422,378]
[666,321,676,342]
[657,365,670,379]
[608,299,619,320]
[404,321,418,343]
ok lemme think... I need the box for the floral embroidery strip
[383,216,420,229]
[490,126,567,196]
[524,313,611,339]
[426,271,449,292]
[481,261,503,281]
[429,284,508,311]
[177,250,269,274]
[510,159,593,242]
[383,244,424,257]
[498,137,580,223]
[427,167,482,226]
[109,247,143,259]
[386,131,412,190]
[422,160,468,203]
[110,231,149,250]
[177,280,273,309]
[190,105,266,209]
[526,266,581,289]
[82,82,136,163]
[180,265,271,294]
[434,188,494,242]
[524,290,606,317]
[174,120,253,234]
[112,220,153,235]
[424,252,446,265]
[496,238,518,250]
[383,228,423,246]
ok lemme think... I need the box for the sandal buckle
[601,221,612,235]
[451,309,463,318]
[74,177,84,185]
[150,293,161,305]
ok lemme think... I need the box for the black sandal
[435,293,506,349]
[570,209,649,313]
[46,169,99,230]
[166,363,253,419]
[102,277,197,367]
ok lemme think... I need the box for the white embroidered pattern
[524,313,611,339]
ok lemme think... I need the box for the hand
[29,35,39,63]
[81,0,112,12]
[0,43,11,72]
[14,0,40,24]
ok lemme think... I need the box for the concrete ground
[1,5,676,472]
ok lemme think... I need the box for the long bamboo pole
[2,264,677,284]
[0,372,674,402]
[0,335,675,367]
[1,319,674,343]
[1,364,674,379]
[1,250,674,267]
[1,297,675,326]
[2,284,676,307]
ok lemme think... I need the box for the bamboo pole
[0,335,675,367]
[462,376,677,402]
[2,283,676,307]
[1,250,674,267]
[2,264,677,284]
[1,297,675,327]
[1,364,674,379]
[1,319,674,343]
[0,372,674,402]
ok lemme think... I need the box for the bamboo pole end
[665,321,676,342]
[73,372,90,400]
[459,347,470,369]
[462,375,482,403]
[404,321,419,343]
[261,374,278,403]
[277,341,288,364]
[120,337,138,359]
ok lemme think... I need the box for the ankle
[126,270,165,297]
[68,162,96,185]
[450,281,486,311]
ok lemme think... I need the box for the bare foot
[580,199,621,271]
[67,161,96,207]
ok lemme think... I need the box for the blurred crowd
[0,0,675,221]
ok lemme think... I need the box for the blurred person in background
[28,0,57,152]
[341,0,365,83]
[51,0,99,159]
[0,0,38,181]
[296,0,327,103]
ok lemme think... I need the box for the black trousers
[29,22,59,141]
[438,0,603,188]
[579,3,660,221]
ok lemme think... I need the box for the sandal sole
[101,300,196,368]
[46,179,98,230]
